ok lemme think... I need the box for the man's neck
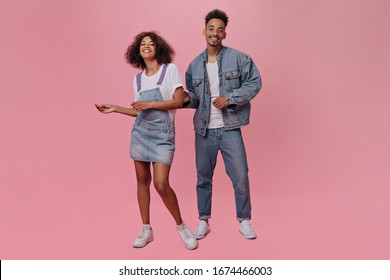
[207,45,222,63]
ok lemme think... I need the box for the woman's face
[139,36,156,60]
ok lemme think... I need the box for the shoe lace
[196,221,207,232]
[138,228,150,239]
[241,222,253,232]
[179,227,191,239]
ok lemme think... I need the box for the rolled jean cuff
[237,217,251,222]
[199,215,211,220]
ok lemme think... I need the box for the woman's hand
[95,104,117,113]
[131,101,154,112]
[183,92,190,103]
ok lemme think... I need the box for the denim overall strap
[156,64,168,87]
[136,64,168,92]
[136,72,142,92]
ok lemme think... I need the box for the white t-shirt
[133,63,183,121]
[206,61,224,128]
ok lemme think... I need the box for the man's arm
[224,55,262,110]
[183,65,200,109]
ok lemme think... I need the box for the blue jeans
[195,128,252,221]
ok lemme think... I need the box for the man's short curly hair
[125,31,175,70]
[205,9,229,27]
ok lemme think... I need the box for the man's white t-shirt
[206,61,224,128]
[133,63,183,122]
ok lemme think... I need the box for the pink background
[1,0,389,259]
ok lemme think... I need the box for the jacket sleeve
[225,55,262,110]
[183,64,200,109]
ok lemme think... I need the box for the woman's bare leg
[152,162,183,225]
[134,161,152,224]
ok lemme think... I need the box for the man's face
[203,18,226,48]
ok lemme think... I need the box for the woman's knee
[154,180,170,196]
[137,177,151,189]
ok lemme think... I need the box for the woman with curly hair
[95,32,197,250]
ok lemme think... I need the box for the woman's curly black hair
[125,31,175,70]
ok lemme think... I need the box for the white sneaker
[239,220,257,239]
[177,224,198,250]
[133,226,153,248]
[194,220,211,240]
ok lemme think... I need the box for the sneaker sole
[185,242,199,250]
[132,237,154,248]
[239,231,257,239]
[194,229,211,240]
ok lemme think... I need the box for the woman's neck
[144,60,161,76]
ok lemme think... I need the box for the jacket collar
[201,45,226,63]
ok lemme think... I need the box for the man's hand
[212,96,228,109]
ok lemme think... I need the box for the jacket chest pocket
[223,70,241,92]
[191,78,203,94]
[192,78,203,87]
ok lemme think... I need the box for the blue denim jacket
[185,46,262,136]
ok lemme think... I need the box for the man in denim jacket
[184,9,262,239]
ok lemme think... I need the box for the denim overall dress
[130,64,175,165]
